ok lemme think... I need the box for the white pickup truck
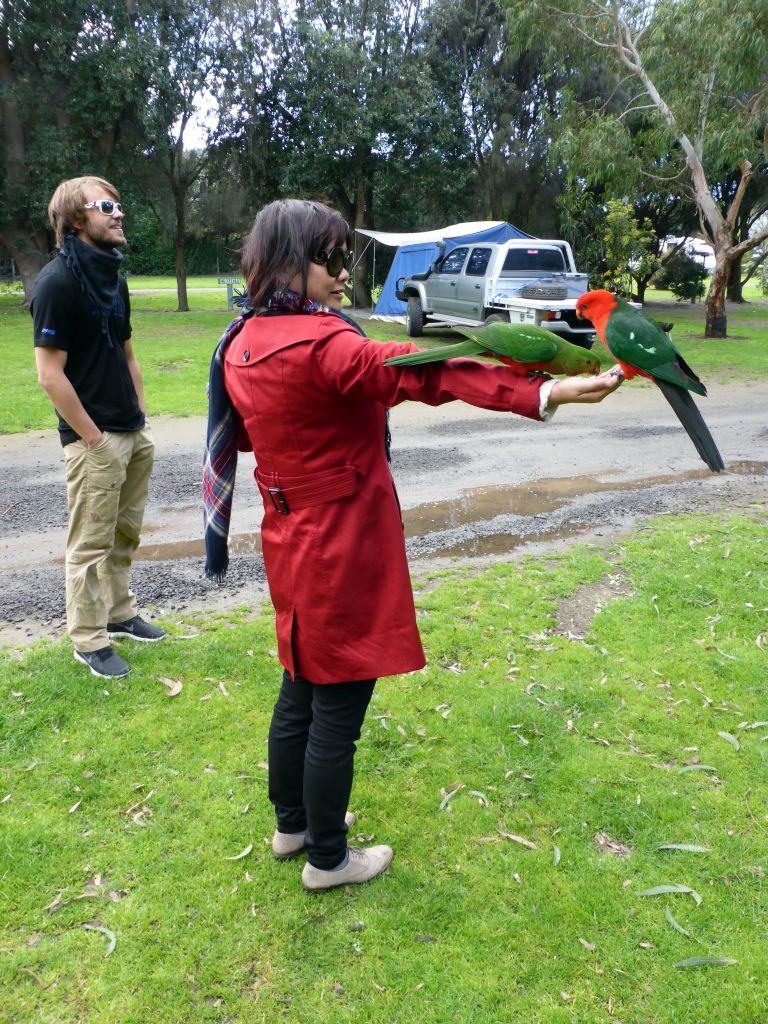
[395,238,595,347]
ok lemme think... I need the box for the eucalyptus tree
[131,1,227,311]
[0,0,154,302]
[422,0,568,235]
[219,0,464,306]
[511,0,768,337]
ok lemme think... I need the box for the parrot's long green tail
[384,340,480,366]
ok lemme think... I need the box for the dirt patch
[552,569,635,639]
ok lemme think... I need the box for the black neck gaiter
[58,233,124,346]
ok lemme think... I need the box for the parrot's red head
[575,289,618,325]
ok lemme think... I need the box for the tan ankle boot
[302,844,393,891]
[272,811,356,860]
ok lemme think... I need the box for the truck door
[426,246,469,314]
[455,247,492,318]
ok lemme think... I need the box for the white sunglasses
[84,199,123,216]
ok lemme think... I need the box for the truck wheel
[484,312,510,325]
[406,296,425,337]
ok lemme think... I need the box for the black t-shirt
[30,256,145,445]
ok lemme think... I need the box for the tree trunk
[705,253,729,338]
[174,191,189,313]
[725,253,744,302]
[0,221,49,307]
[350,179,372,309]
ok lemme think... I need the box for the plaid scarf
[202,311,253,579]
[202,292,375,581]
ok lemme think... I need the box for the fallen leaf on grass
[19,966,55,990]
[124,791,154,817]
[224,843,253,861]
[664,905,691,938]
[156,676,183,697]
[594,832,631,857]
[68,800,82,814]
[578,937,596,951]
[678,764,718,774]
[552,845,561,867]
[497,830,537,850]
[637,884,702,905]
[2,794,11,804]
[658,843,710,853]
[131,807,153,827]
[674,957,737,969]
[438,783,464,810]
[469,790,489,807]
[43,892,65,912]
[83,923,116,957]
[717,731,740,750]
[372,981,386,992]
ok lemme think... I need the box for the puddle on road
[133,461,767,563]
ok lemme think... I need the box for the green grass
[2,279,767,434]
[2,510,767,1022]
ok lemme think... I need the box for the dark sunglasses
[312,246,354,277]
[84,199,123,216]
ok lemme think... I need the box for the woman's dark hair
[241,199,351,306]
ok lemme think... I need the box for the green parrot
[384,321,601,376]
[575,289,724,472]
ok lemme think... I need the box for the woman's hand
[548,366,624,407]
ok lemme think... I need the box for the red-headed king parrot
[575,290,725,472]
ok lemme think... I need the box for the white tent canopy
[355,221,507,248]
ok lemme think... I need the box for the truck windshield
[499,248,567,275]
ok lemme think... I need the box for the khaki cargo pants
[63,426,155,652]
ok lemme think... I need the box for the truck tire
[484,312,510,325]
[406,295,425,337]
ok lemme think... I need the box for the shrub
[652,250,708,302]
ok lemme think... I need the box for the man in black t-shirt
[31,175,166,679]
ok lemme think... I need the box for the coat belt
[255,465,357,514]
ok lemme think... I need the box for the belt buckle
[268,486,290,514]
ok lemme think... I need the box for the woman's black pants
[268,669,376,870]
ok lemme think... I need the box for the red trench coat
[223,311,548,684]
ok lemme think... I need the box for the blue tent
[356,221,531,317]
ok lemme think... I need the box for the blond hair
[47,176,121,248]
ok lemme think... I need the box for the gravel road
[2,379,766,646]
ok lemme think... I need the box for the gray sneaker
[273,812,357,860]
[107,616,166,643]
[74,646,130,679]
[302,844,393,891]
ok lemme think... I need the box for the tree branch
[730,222,768,260]
[723,161,754,235]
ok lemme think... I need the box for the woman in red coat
[203,199,622,891]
